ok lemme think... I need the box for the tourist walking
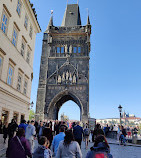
[25,120,36,153]
[92,124,104,142]
[117,125,121,142]
[33,136,52,158]
[86,135,113,158]
[84,125,90,149]
[6,128,32,158]
[37,121,45,139]
[52,126,65,156]
[43,124,53,148]
[56,130,82,158]
[0,120,2,134]
[3,122,8,143]
[120,126,127,145]
[73,121,83,148]
[7,119,18,142]
[19,120,27,131]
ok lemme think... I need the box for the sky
[30,0,141,120]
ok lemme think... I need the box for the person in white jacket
[56,130,82,158]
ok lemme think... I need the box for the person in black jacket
[73,121,83,148]
[92,124,104,142]
[7,119,18,143]
[3,122,8,143]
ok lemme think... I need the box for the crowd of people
[0,119,114,158]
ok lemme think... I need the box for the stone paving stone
[1,135,141,158]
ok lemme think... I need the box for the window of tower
[73,47,77,53]
[78,47,81,53]
[61,46,64,53]
[57,47,60,53]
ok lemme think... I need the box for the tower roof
[87,15,90,25]
[61,4,81,27]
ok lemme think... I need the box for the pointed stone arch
[46,89,84,121]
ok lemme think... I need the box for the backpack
[84,128,90,136]
[94,152,113,158]
[94,153,108,158]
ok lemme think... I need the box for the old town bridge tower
[36,3,91,123]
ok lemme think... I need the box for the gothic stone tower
[36,3,91,123]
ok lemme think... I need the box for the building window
[17,0,22,16]
[73,47,77,53]
[61,47,64,53]
[17,73,22,91]
[7,65,14,86]
[12,27,18,47]
[24,15,28,29]
[23,79,28,95]
[1,11,8,34]
[26,50,30,64]
[57,47,60,53]
[29,25,33,38]
[21,40,26,57]
[78,47,81,53]
[0,56,3,77]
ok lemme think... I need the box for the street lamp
[28,101,34,110]
[118,105,122,127]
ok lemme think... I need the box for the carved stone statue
[58,75,61,83]
[65,45,68,53]
[69,72,72,81]
[69,45,72,54]
[62,72,65,81]
[73,74,76,83]
[66,71,69,80]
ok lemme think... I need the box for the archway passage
[58,100,80,121]
[46,91,84,121]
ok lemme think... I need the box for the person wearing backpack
[86,135,113,158]
[84,125,90,149]
[33,136,52,158]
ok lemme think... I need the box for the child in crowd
[33,136,52,158]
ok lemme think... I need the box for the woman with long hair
[56,130,82,158]
[86,135,113,158]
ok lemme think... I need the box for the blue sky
[30,0,141,120]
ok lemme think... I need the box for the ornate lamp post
[28,101,34,110]
[118,105,122,127]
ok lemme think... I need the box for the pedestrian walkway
[107,138,141,147]
[0,134,7,158]
[1,135,141,158]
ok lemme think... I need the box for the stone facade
[0,0,41,124]
[36,4,91,123]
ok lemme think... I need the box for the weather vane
[51,10,53,15]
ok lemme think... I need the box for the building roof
[28,0,41,32]
[61,4,81,27]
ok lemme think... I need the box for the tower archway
[58,100,80,121]
[46,90,83,121]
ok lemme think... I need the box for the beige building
[0,0,41,124]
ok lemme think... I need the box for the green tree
[29,109,35,120]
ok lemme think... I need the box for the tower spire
[87,9,90,25]
[47,10,53,30]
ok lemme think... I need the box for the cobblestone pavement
[0,135,141,158]
[83,139,141,158]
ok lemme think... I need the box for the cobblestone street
[82,140,141,158]
[1,135,141,158]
